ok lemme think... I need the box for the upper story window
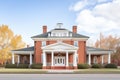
[53,33,55,36]
[42,41,46,46]
[74,41,78,47]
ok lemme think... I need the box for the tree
[94,33,120,65]
[95,33,120,49]
[0,25,25,64]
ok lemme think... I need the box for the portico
[41,42,78,69]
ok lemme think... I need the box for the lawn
[0,68,120,74]
[0,68,47,74]
[74,69,120,74]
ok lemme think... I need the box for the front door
[54,56,65,66]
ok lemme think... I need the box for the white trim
[32,38,88,41]
[12,52,15,64]
[108,53,111,64]
[88,53,91,65]
[51,51,54,66]
[30,53,32,65]
[42,42,78,50]
[43,50,76,52]
[11,51,34,54]
[43,51,46,66]
[66,51,68,67]
[87,51,113,54]
[73,51,77,66]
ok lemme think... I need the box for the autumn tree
[94,33,120,65]
[0,25,25,64]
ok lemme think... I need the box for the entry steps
[47,70,74,73]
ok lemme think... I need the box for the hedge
[78,64,90,69]
[91,64,103,68]
[104,64,117,68]
[30,63,43,69]
[17,64,29,68]
[5,64,17,68]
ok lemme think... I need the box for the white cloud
[69,0,120,43]
[69,0,88,11]
[70,0,120,36]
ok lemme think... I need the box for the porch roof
[11,46,113,54]
[86,46,113,54]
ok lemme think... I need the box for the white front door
[54,56,65,66]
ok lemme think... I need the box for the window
[53,33,55,36]
[93,56,98,64]
[64,33,67,36]
[42,41,46,46]
[74,41,78,46]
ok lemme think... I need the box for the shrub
[91,64,103,68]
[31,63,43,69]
[17,64,29,68]
[5,64,17,68]
[77,64,90,69]
[104,64,117,68]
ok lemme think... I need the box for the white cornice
[32,38,88,41]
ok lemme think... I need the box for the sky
[0,0,120,46]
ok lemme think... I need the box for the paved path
[0,74,120,80]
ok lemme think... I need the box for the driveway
[0,74,120,80]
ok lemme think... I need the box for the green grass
[0,68,47,74]
[0,68,120,74]
[74,69,120,74]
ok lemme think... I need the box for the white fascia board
[87,50,113,54]
[11,51,34,54]
[32,38,88,41]
[43,50,76,52]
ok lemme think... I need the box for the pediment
[42,42,78,50]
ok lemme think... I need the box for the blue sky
[0,0,120,46]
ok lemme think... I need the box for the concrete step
[47,70,74,73]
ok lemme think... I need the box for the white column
[73,51,77,66]
[12,52,15,64]
[30,53,32,65]
[88,53,91,65]
[17,55,20,64]
[108,53,111,64]
[51,51,54,66]
[66,51,68,67]
[101,55,104,64]
[43,51,46,66]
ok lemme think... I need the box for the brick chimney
[43,25,47,33]
[72,25,77,33]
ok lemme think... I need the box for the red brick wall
[34,40,86,64]
[78,41,86,64]
[34,41,42,63]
